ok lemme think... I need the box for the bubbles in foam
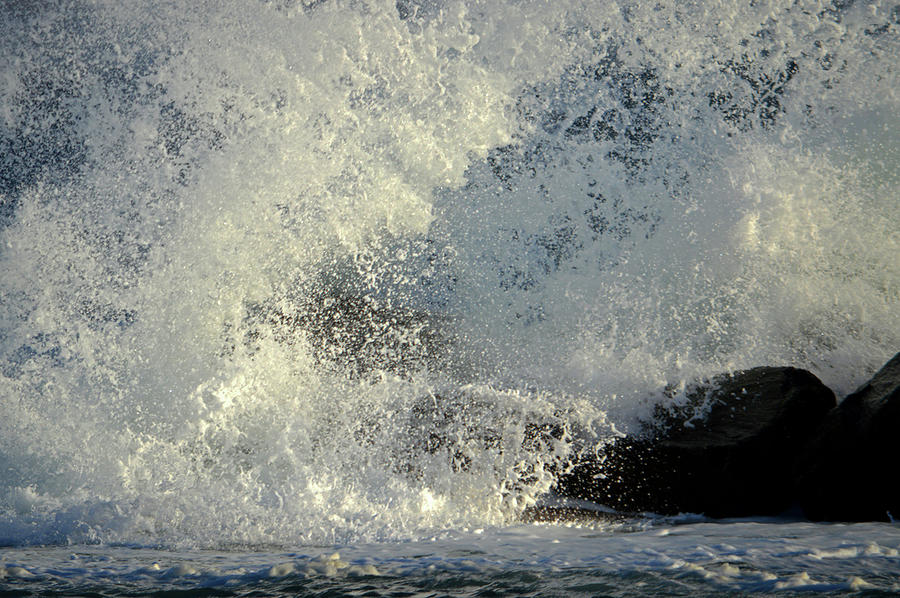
[0,0,898,547]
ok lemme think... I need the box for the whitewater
[1,0,898,594]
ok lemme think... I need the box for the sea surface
[4,519,900,596]
[1,0,898,595]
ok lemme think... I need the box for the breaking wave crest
[0,0,897,547]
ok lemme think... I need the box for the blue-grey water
[4,521,900,596]
[1,0,898,595]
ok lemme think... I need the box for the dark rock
[521,505,633,525]
[797,352,900,522]
[381,388,569,488]
[265,291,444,378]
[557,367,836,517]
[238,277,447,379]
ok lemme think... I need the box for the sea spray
[0,0,898,547]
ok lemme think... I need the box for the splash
[0,0,897,547]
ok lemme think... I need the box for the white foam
[5,521,899,592]
[0,0,897,547]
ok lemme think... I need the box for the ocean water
[1,0,898,595]
[2,520,900,596]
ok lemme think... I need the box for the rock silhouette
[557,367,837,518]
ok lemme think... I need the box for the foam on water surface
[0,0,898,548]
[2,521,900,595]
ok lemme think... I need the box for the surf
[0,0,897,548]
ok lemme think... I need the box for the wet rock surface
[556,366,838,518]
[797,352,900,522]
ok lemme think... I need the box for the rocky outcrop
[241,277,447,379]
[797,353,900,522]
[556,367,837,518]
[392,353,899,522]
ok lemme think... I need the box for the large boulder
[557,367,836,517]
[797,352,900,522]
